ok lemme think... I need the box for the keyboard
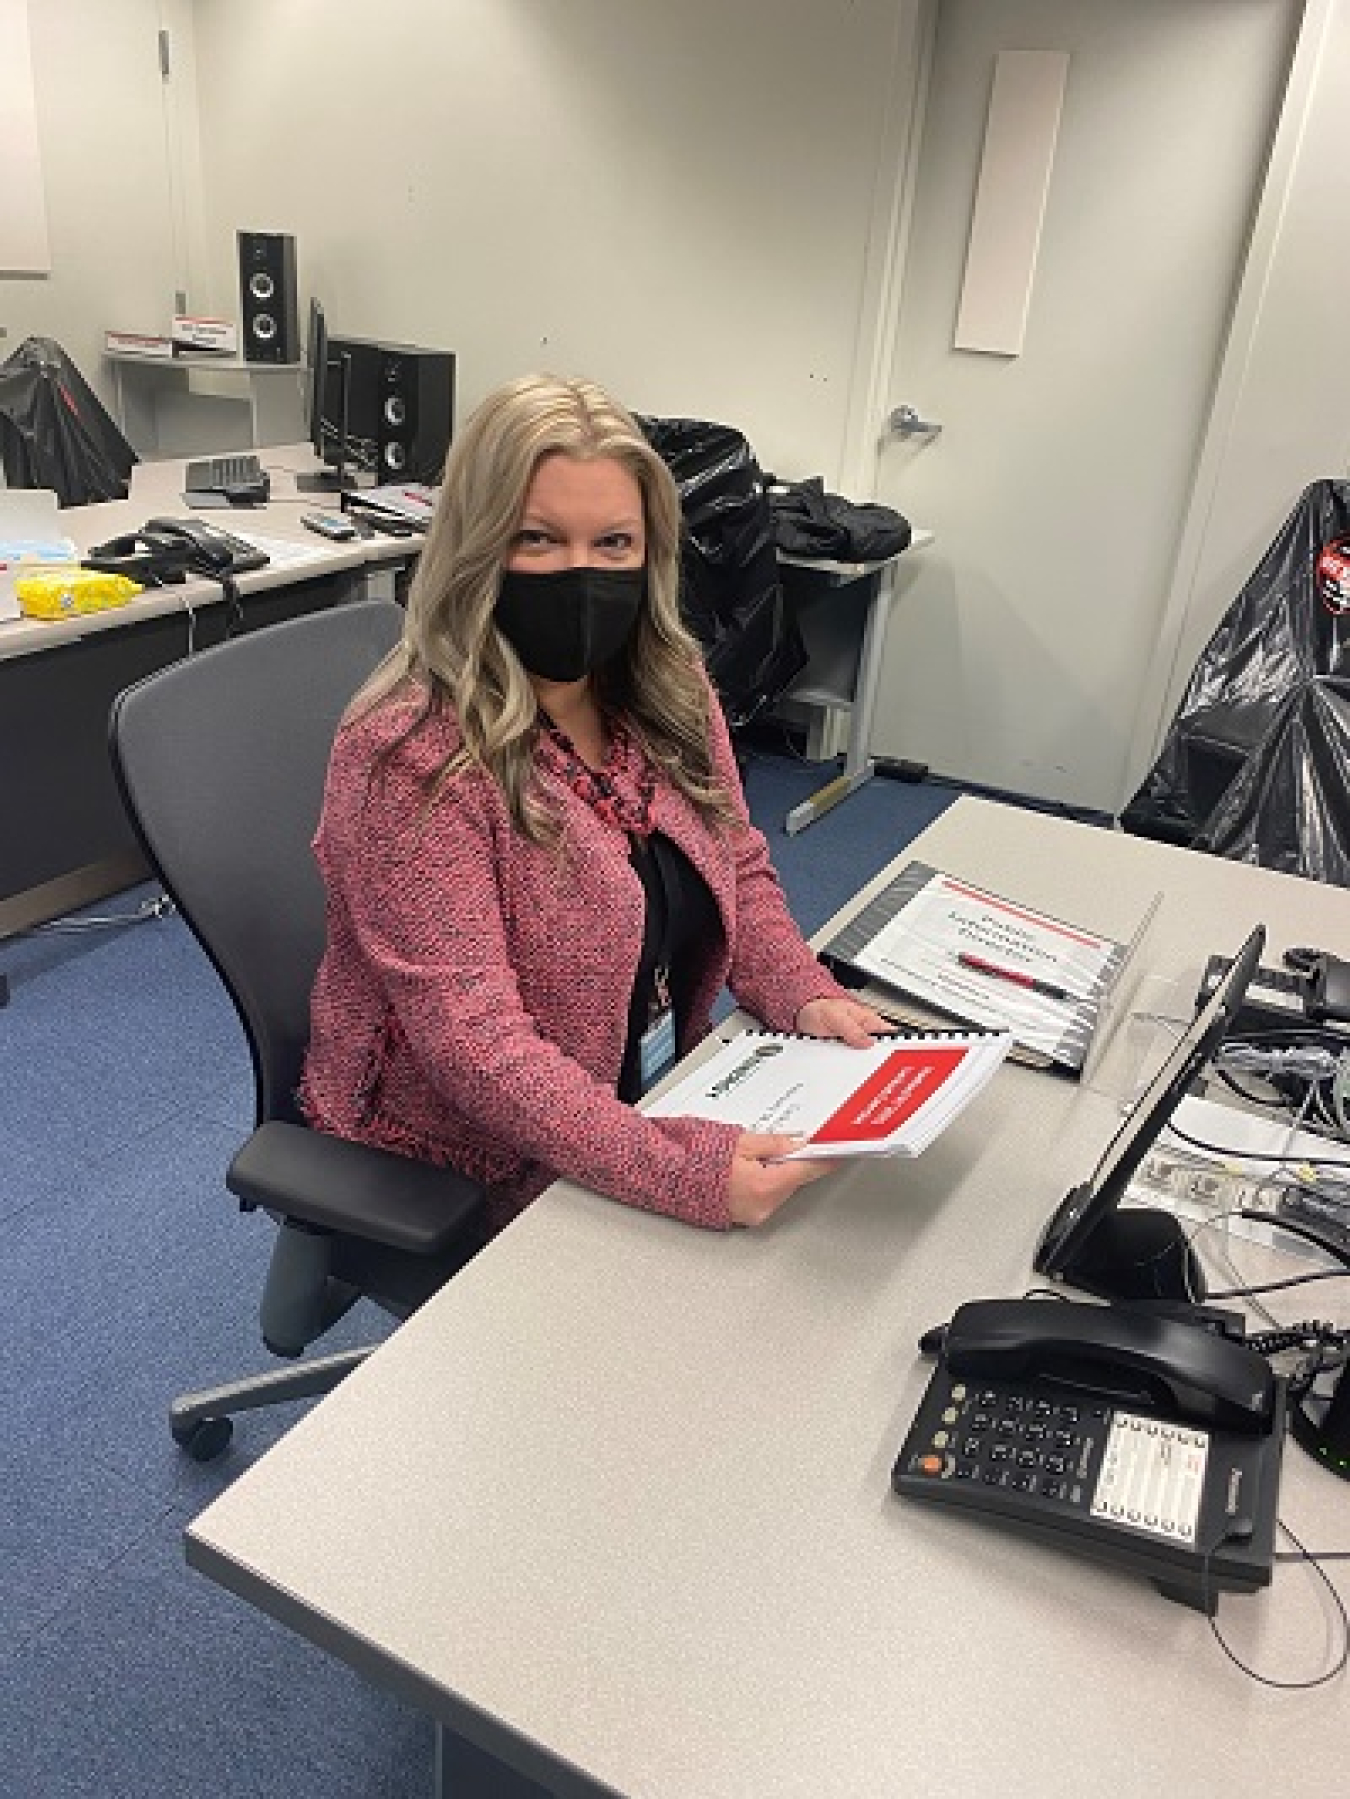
[183,453,270,503]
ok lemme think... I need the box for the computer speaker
[237,230,300,363]
[373,344,456,484]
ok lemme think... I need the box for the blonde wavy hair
[351,373,735,842]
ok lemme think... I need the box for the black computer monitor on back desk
[297,298,359,494]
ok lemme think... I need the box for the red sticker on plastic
[1317,537,1350,615]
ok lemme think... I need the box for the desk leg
[434,1722,557,1797]
[785,566,896,835]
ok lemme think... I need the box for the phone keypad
[903,1377,1109,1511]
[897,1370,1214,1546]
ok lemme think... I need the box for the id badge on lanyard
[637,836,678,1092]
[638,963,677,1090]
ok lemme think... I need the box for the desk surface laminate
[186,800,1350,1799]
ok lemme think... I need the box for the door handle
[889,404,942,439]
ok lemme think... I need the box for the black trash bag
[0,335,137,506]
[1120,478,1350,883]
[765,474,911,562]
[1194,678,1350,881]
[639,415,807,729]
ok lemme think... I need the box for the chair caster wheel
[171,1415,234,1461]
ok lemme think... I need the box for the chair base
[169,1345,374,1460]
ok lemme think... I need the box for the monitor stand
[1056,1206,1206,1304]
[1291,1362,1350,1480]
[297,350,363,494]
[295,467,347,494]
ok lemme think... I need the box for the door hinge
[158,28,171,80]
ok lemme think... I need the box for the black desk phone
[85,518,269,583]
[893,1298,1285,1612]
[140,517,269,576]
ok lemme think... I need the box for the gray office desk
[186,799,1349,1799]
[0,449,381,941]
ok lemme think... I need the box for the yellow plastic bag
[15,565,143,620]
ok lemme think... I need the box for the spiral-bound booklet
[647,1026,1013,1159]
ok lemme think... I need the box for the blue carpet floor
[0,751,958,1798]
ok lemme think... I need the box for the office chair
[109,600,487,1460]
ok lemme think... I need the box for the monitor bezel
[1033,924,1266,1297]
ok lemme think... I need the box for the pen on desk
[956,952,1084,1005]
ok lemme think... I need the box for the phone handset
[929,1298,1276,1435]
[141,517,269,576]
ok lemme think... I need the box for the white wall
[868,0,1302,814]
[0,0,178,410]
[187,0,915,483]
[1128,0,1350,791]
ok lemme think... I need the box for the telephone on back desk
[85,518,269,583]
[893,1298,1285,1613]
[140,517,269,576]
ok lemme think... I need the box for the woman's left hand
[795,995,893,1047]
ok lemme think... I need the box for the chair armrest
[227,1120,486,1257]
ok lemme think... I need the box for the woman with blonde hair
[302,373,887,1238]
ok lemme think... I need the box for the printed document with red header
[646,1027,1012,1159]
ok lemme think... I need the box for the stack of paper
[647,1027,1013,1160]
[347,482,437,527]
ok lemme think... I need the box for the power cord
[1204,1518,1348,1689]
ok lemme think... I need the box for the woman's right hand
[727,1131,830,1227]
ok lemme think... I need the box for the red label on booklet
[809,1045,967,1145]
[646,1025,1012,1159]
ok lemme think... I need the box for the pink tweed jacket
[300,680,847,1238]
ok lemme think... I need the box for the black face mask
[494,566,645,682]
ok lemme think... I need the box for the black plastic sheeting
[0,335,137,507]
[640,415,806,729]
[1120,479,1350,884]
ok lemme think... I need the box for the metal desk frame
[779,533,930,835]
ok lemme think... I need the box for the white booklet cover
[647,1027,1013,1160]
[822,862,1158,1073]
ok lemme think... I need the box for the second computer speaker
[372,342,456,483]
[328,337,456,484]
[237,230,300,363]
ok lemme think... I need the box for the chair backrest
[110,599,404,1125]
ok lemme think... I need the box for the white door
[867,0,1301,815]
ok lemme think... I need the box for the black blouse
[618,831,719,1102]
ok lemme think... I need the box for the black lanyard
[633,832,677,1003]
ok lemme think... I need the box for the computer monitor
[297,298,356,494]
[1032,924,1266,1303]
